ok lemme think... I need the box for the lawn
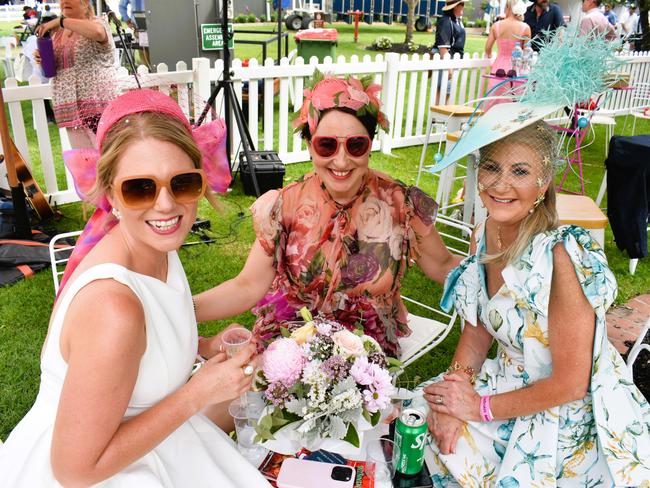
[1,20,649,440]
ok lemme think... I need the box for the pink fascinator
[293,72,389,135]
[59,89,231,295]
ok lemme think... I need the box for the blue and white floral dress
[421,224,650,487]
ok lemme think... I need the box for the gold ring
[242,364,254,376]
[433,394,444,405]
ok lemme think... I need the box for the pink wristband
[479,395,494,422]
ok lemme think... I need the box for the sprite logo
[410,432,426,450]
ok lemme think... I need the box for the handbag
[13,54,33,82]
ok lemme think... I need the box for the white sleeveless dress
[0,251,271,487]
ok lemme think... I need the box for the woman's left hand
[35,18,59,37]
[423,373,482,422]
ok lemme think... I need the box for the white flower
[332,329,365,358]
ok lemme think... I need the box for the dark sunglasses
[311,135,372,158]
[494,68,517,78]
[114,169,206,209]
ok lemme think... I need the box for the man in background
[524,0,565,51]
[433,0,467,58]
[580,0,617,40]
[604,3,617,25]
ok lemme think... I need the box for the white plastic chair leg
[416,117,435,186]
[626,318,650,375]
[596,170,607,207]
[630,258,639,275]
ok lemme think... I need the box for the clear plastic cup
[366,438,399,486]
[228,397,267,464]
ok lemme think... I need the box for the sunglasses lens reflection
[171,172,204,202]
[121,178,157,207]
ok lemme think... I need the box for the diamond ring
[433,394,444,405]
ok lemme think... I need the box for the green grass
[1,19,649,440]
[232,22,488,63]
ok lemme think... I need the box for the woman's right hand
[190,343,257,407]
[33,49,40,64]
[427,410,464,455]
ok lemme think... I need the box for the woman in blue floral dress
[417,120,650,487]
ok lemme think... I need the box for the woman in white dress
[0,89,272,487]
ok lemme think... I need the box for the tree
[404,0,420,45]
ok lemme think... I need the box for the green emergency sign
[200,23,234,50]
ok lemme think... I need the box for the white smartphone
[276,458,356,488]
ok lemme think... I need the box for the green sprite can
[394,407,427,476]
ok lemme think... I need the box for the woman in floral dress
[35,0,118,149]
[193,73,460,358]
[417,119,650,486]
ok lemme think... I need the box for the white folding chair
[624,83,650,135]
[627,317,650,375]
[396,216,472,375]
[49,230,82,295]
[0,36,16,78]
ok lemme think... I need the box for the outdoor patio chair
[627,316,650,375]
[396,216,472,375]
[49,230,82,295]
[0,36,16,78]
[624,82,650,135]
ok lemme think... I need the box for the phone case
[276,458,356,488]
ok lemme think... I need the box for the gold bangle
[447,361,477,385]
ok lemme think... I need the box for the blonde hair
[479,123,559,264]
[83,0,95,18]
[92,112,202,199]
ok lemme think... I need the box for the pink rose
[251,190,282,246]
[310,78,348,110]
[332,329,366,358]
[339,86,370,111]
[354,195,394,243]
[262,338,306,387]
[293,199,320,233]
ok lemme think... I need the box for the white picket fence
[2,51,650,205]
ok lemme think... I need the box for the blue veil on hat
[427,25,625,174]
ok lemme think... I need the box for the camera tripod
[195,0,261,197]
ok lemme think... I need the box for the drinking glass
[366,438,399,487]
[222,327,253,405]
[228,397,268,465]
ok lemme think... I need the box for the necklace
[496,225,503,252]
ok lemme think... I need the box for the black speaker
[238,151,285,196]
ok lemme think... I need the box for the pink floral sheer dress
[251,170,438,357]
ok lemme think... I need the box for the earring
[530,194,545,214]
[112,208,122,220]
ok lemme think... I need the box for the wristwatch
[59,15,65,29]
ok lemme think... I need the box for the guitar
[0,143,54,221]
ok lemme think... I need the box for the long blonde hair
[479,122,559,264]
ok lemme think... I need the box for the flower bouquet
[254,308,399,450]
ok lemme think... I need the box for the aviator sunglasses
[113,169,206,210]
[311,135,372,158]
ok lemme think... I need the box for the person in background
[34,0,118,149]
[523,0,565,51]
[580,0,617,40]
[433,0,467,58]
[483,0,530,111]
[603,3,617,25]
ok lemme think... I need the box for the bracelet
[479,395,494,422]
[447,360,477,385]
[59,15,65,29]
